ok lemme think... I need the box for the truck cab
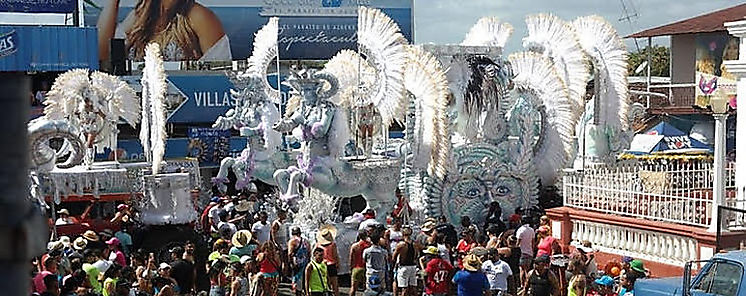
[636,251,746,296]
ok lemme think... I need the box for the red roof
[627,3,746,38]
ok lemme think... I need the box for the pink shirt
[33,271,53,293]
[537,236,556,257]
[110,250,126,266]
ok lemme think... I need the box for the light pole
[709,95,729,232]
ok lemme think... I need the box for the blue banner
[0,0,76,13]
[167,74,290,124]
[0,26,98,71]
[96,137,247,168]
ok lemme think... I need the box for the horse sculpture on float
[271,67,402,215]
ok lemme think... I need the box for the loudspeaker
[110,38,128,75]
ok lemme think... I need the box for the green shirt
[309,261,329,293]
[82,263,102,293]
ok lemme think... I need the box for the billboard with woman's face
[87,0,413,62]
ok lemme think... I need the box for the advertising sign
[0,0,76,13]
[694,33,739,109]
[187,127,232,167]
[0,26,98,71]
[84,0,412,61]
[167,74,290,124]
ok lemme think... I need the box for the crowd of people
[33,191,650,296]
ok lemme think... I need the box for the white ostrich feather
[572,15,629,130]
[357,6,408,126]
[509,52,574,184]
[327,108,350,159]
[247,17,281,104]
[89,71,140,127]
[44,69,90,124]
[462,16,514,48]
[142,42,168,173]
[259,102,283,152]
[323,49,375,107]
[404,45,450,179]
[523,14,590,117]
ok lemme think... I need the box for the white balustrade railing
[564,160,737,228]
[572,220,698,266]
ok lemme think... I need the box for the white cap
[159,262,171,270]
[240,255,252,265]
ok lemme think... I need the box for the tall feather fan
[523,13,590,119]
[246,17,281,104]
[322,49,375,108]
[357,6,408,126]
[461,16,514,49]
[44,69,92,125]
[572,15,629,130]
[89,71,140,149]
[141,42,168,174]
[509,52,574,185]
[404,46,451,180]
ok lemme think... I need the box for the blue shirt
[619,288,634,296]
[452,270,490,296]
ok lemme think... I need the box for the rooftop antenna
[619,0,641,52]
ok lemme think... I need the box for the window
[692,260,742,296]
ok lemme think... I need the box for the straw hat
[47,240,64,252]
[73,237,88,250]
[82,230,99,242]
[57,209,70,216]
[421,220,436,232]
[58,236,71,248]
[234,200,252,212]
[231,230,253,248]
[463,254,482,272]
[316,224,337,245]
[423,246,439,255]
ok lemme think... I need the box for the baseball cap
[595,275,614,287]
[159,263,171,270]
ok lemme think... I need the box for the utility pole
[0,73,48,295]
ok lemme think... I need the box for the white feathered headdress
[572,15,629,130]
[357,6,409,126]
[246,17,281,104]
[509,52,575,185]
[44,69,140,151]
[462,16,514,49]
[523,14,590,117]
[140,42,168,174]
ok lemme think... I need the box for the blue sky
[414,0,743,53]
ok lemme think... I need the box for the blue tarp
[636,122,713,154]
[0,26,98,72]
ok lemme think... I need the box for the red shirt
[350,240,372,269]
[425,258,453,295]
[456,239,476,267]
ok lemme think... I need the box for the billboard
[694,33,738,109]
[0,0,76,13]
[85,0,413,62]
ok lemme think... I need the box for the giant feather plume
[523,14,590,117]
[404,46,450,179]
[461,17,514,49]
[509,52,574,184]
[357,6,408,126]
[246,17,281,104]
[322,49,375,108]
[572,15,629,130]
[140,43,168,173]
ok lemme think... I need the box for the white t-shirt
[358,218,381,231]
[482,259,512,291]
[516,224,535,256]
[218,221,237,239]
[252,221,270,243]
[55,217,73,226]
[208,206,222,232]
[437,243,451,263]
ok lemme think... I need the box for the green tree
[628,45,670,77]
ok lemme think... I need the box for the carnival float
[25,5,635,274]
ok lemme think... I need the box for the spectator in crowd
[452,254,489,296]
[252,211,271,244]
[484,201,506,234]
[305,247,332,296]
[392,226,417,296]
[55,209,74,226]
[422,246,453,296]
[482,248,512,295]
[589,275,615,296]
[105,237,126,267]
[257,241,281,296]
[349,229,371,296]
[316,225,340,296]
[522,255,560,296]
[288,227,310,296]
[170,246,196,294]
[516,215,535,285]
[363,225,388,295]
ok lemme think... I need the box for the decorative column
[709,110,728,232]
[724,20,746,208]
